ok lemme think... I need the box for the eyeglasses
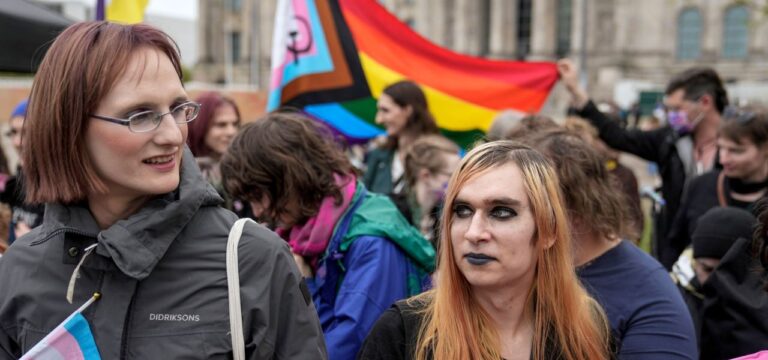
[91,101,201,133]
[723,106,756,125]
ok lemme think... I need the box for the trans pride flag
[20,294,101,360]
[268,0,559,147]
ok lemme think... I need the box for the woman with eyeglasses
[666,105,768,350]
[0,22,326,359]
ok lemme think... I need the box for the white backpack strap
[227,218,255,360]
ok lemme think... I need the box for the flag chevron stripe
[305,103,384,138]
[339,0,558,110]
[269,0,334,91]
[268,0,370,111]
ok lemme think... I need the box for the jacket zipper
[120,292,137,359]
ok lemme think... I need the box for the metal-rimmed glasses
[91,101,201,133]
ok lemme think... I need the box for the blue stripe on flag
[305,103,384,139]
[64,313,102,360]
[268,0,334,110]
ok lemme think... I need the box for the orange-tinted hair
[414,140,610,360]
[23,21,183,204]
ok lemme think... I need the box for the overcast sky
[145,0,197,20]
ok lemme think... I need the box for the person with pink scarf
[221,112,436,360]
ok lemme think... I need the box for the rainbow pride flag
[268,0,558,147]
[20,294,101,360]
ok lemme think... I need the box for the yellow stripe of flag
[107,0,149,24]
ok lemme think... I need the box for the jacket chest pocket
[124,321,232,359]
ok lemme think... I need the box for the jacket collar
[39,147,223,280]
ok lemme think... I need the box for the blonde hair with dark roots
[413,140,611,360]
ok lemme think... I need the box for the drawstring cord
[67,243,98,304]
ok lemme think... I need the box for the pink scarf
[277,174,356,270]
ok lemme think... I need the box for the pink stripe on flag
[48,326,85,360]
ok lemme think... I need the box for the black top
[666,170,760,265]
[576,100,702,269]
[357,298,567,360]
[0,169,44,244]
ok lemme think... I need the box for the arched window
[723,5,749,59]
[677,8,702,60]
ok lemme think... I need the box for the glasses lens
[129,111,160,132]
[172,103,200,123]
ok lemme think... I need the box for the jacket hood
[38,147,223,280]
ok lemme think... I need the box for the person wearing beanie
[694,205,768,359]
[692,206,756,284]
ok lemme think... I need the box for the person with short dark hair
[221,112,435,360]
[558,59,726,269]
[527,130,698,359]
[364,80,440,196]
[0,21,326,359]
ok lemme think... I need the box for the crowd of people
[0,21,767,360]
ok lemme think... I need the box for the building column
[488,0,517,58]
[529,0,556,60]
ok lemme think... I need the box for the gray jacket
[0,150,327,359]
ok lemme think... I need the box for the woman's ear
[404,105,414,119]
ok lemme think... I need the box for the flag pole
[96,0,105,21]
[76,292,101,314]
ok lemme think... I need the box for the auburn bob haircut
[23,21,183,204]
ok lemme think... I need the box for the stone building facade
[196,0,768,107]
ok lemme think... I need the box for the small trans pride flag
[20,293,101,360]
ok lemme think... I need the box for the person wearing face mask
[528,130,697,359]
[0,22,326,359]
[558,59,727,270]
[364,80,440,197]
[691,202,768,359]
[402,135,461,246]
[667,106,768,273]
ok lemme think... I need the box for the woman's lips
[464,252,497,266]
